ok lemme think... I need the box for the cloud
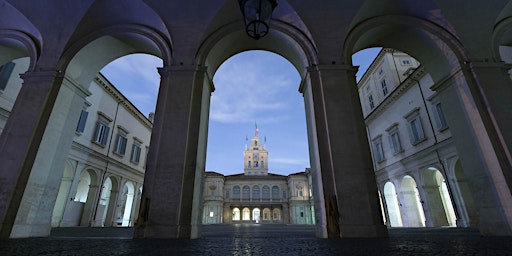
[210,51,300,124]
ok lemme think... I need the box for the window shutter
[76,111,88,133]
[101,126,110,145]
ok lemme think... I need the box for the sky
[101,48,380,176]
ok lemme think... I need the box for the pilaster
[306,64,387,238]
[134,64,210,239]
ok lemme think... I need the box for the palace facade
[203,135,315,225]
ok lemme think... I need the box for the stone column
[416,185,434,227]
[433,64,512,235]
[0,70,90,238]
[134,65,209,239]
[282,204,290,224]
[306,65,387,238]
[223,204,232,224]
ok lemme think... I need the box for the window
[130,139,142,163]
[372,135,385,162]
[93,112,112,147]
[368,94,375,109]
[226,190,230,199]
[433,102,448,130]
[389,132,402,154]
[242,185,250,201]
[232,186,240,200]
[261,161,264,168]
[252,185,260,200]
[381,79,388,96]
[272,186,280,200]
[378,68,384,76]
[76,110,88,133]
[283,191,286,199]
[386,124,402,154]
[0,61,15,90]
[404,108,426,145]
[262,186,270,200]
[93,121,110,146]
[113,129,128,155]
[401,59,411,65]
[248,160,251,167]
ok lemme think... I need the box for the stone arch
[262,208,271,222]
[117,181,135,227]
[344,14,467,82]
[77,167,100,227]
[96,175,120,227]
[272,208,281,221]
[383,181,402,227]
[51,160,75,227]
[400,175,425,227]
[492,1,512,63]
[252,208,261,222]
[232,207,241,221]
[0,1,42,69]
[242,207,251,221]
[196,15,318,85]
[422,167,456,227]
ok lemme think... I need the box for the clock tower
[243,135,268,175]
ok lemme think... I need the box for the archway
[232,208,241,221]
[400,175,425,227]
[117,181,135,227]
[252,208,261,223]
[51,161,75,227]
[423,167,456,227]
[383,182,403,227]
[242,208,251,221]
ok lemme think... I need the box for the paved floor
[1,224,512,255]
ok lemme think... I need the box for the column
[134,65,210,239]
[306,65,387,238]
[0,70,90,238]
[432,63,512,235]
[223,204,232,224]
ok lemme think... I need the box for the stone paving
[1,224,512,255]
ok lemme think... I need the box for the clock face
[253,154,259,160]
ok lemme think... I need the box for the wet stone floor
[1,224,512,255]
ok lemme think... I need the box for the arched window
[233,186,240,200]
[242,207,251,220]
[252,185,260,200]
[272,185,280,200]
[262,185,270,200]
[248,160,251,167]
[242,185,250,201]
[232,208,240,221]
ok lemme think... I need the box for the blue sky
[101,48,380,176]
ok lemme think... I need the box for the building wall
[358,49,469,228]
[0,59,151,228]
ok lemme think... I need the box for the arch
[262,208,271,222]
[96,175,120,227]
[492,2,512,62]
[383,181,403,227]
[344,14,468,82]
[252,185,260,200]
[196,18,318,88]
[242,185,250,201]
[400,175,426,227]
[118,181,135,227]
[252,208,261,222]
[271,185,280,200]
[272,208,281,221]
[242,207,251,221]
[61,24,171,88]
[423,167,457,227]
[232,208,240,221]
[232,186,241,200]
[51,160,75,227]
[262,185,270,200]
[453,159,478,227]
[0,1,42,69]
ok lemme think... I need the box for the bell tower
[243,128,268,175]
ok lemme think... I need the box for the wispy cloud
[210,51,300,124]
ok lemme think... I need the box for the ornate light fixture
[238,0,278,40]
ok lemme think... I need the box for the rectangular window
[373,140,385,162]
[408,118,425,144]
[0,62,15,91]
[381,79,388,96]
[401,59,411,65]
[130,144,141,163]
[389,132,402,154]
[113,133,128,155]
[93,122,110,146]
[434,103,448,130]
[368,94,375,109]
[76,110,88,133]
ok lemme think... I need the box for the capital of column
[20,69,65,83]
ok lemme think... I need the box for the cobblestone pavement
[1,224,512,255]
